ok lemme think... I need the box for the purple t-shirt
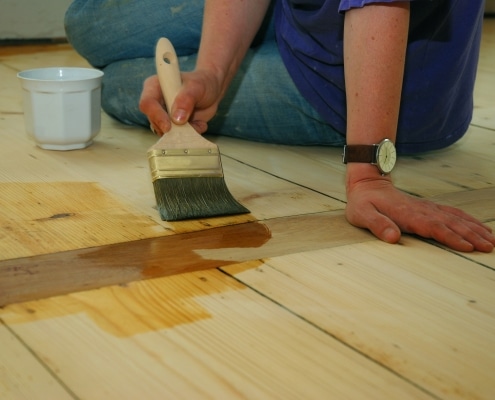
[275,0,484,154]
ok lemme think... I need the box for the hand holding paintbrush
[147,38,249,221]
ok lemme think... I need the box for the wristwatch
[342,138,397,175]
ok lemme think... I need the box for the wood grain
[0,269,433,400]
[0,323,73,400]
[0,181,168,260]
[223,238,495,400]
[0,211,374,306]
[0,20,494,400]
[0,112,345,233]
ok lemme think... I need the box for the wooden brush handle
[153,38,215,150]
[155,38,183,113]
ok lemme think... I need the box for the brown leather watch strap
[342,145,376,164]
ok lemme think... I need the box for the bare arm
[344,3,408,150]
[196,0,271,101]
[141,0,270,133]
[342,3,494,252]
[343,3,409,243]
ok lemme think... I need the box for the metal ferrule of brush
[148,147,224,181]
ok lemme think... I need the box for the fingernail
[173,109,187,123]
[158,121,170,135]
[383,228,401,244]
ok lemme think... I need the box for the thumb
[346,204,401,244]
[170,94,193,125]
[168,82,196,124]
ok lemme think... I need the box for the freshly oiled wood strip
[0,269,432,400]
[2,186,493,307]
[0,211,373,306]
[223,238,495,400]
[0,323,73,399]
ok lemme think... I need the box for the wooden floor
[1,19,494,400]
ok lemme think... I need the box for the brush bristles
[153,177,250,221]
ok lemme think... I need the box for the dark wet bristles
[153,177,250,221]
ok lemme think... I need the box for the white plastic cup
[17,67,104,151]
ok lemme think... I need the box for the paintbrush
[147,38,250,221]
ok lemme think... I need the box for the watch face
[377,139,396,174]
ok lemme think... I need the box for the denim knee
[100,55,197,127]
[65,0,204,68]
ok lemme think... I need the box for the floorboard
[0,15,494,400]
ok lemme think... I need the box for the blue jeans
[64,0,344,146]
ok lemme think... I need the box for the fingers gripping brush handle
[147,38,249,221]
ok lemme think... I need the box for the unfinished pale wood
[0,65,23,114]
[395,125,495,197]
[217,137,348,201]
[0,43,90,73]
[0,269,432,400]
[223,238,495,400]
[473,18,495,129]
[0,324,73,400]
